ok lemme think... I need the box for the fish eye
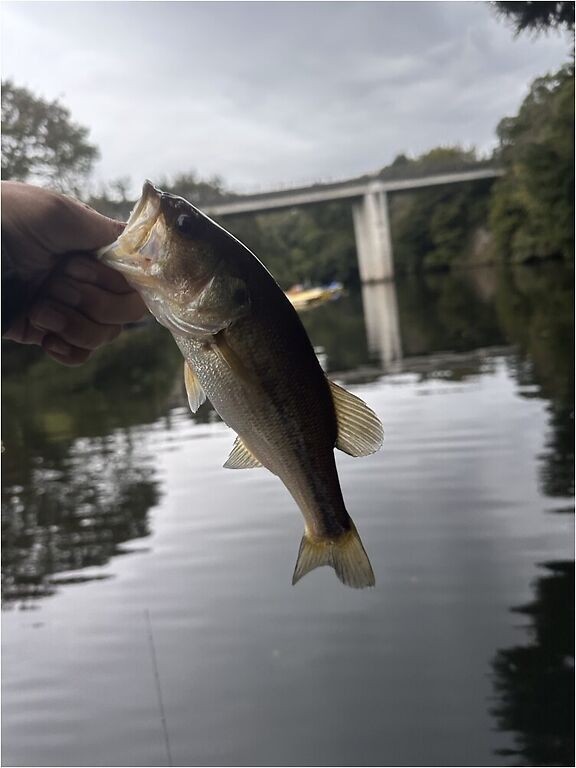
[176,213,204,238]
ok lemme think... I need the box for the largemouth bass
[99,182,383,588]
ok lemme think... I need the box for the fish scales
[99,181,383,588]
[177,316,348,539]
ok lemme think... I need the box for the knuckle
[62,315,106,350]
[47,278,83,310]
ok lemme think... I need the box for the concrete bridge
[204,163,504,282]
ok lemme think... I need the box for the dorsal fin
[224,435,263,469]
[329,380,383,457]
[184,361,206,413]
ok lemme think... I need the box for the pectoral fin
[212,330,258,387]
[329,380,383,457]
[224,435,263,469]
[184,361,206,413]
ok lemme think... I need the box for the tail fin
[292,525,375,589]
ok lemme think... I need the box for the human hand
[2,181,147,366]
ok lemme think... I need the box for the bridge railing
[209,160,501,208]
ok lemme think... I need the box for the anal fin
[224,435,263,469]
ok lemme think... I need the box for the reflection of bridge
[361,282,403,367]
[204,164,504,282]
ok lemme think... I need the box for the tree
[387,147,494,272]
[489,64,574,262]
[159,171,231,206]
[1,80,98,194]
[492,1,575,35]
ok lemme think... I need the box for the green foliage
[396,146,478,169]
[389,147,494,272]
[489,64,575,263]
[223,146,493,284]
[225,202,358,289]
[2,321,184,451]
[88,177,134,221]
[1,80,98,195]
[492,1,575,35]
[159,171,231,206]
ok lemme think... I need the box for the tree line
[2,2,573,286]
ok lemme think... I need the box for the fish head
[99,181,251,337]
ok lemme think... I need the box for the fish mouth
[98,180,163,279]
[126,180,162,231]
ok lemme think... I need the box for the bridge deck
[204,164,503,217]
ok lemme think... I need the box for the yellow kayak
[285,283,344,310]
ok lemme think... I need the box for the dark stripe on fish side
[261,365,350,538]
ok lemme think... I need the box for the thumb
[2,182,125,280]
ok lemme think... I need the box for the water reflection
[483,264,574,765]
[492,265,574,502]
[1,323,183,606]
[298,290,371,373]
[360,281,403,367]
[492,561,575,766]
[1,262,573,766]
[2,431,159,605]
[2,264,572,603]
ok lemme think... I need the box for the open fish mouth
[97,180,163,278]
[126,180,162,231]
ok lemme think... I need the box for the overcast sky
[2,1,571,196]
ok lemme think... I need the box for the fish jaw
[97,180,165,284]
[98,182,250,338]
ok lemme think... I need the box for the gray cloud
[2,1,570,195]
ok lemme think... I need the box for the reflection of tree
[298,293,370,373]
[391,264,574,765]
[2,429,159,605]
[491,562,575,766]
[493,264,574,500]
[1,323,182,606]
[395,269,506,358]
[539,402,575,499]
[398,263,574,499]
[2,322,184,442]
[487,264,574,765]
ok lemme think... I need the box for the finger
[46,276,147,325]
[3,315,46,346]
[29,300,122,350]
[41,335,93,367]
[63,255,136,295]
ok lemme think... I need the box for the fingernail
[50,281,81,307]
[32,304,66,333]
[67,260,97,282]
[45,338,71,357]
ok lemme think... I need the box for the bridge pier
[352,189,394,282]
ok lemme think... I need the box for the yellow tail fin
[292,525,375,589]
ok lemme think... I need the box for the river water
[2,263,574,767]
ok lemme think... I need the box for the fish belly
[175,332,350,538]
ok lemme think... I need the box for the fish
[98,181,383,588]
